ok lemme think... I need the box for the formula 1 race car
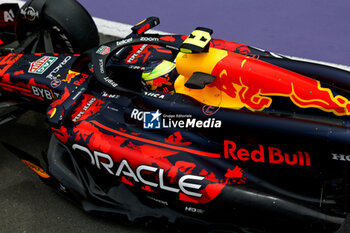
[2,0,350,232]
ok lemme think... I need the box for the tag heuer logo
[29,56,58,74]
[96,45,110,55]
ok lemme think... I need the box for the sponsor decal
[107,106,119,113]
[20,7,39,21]
[50,78,61,88]
[72,73,89,86]
[101,91,120,99]
[331,153,350,162]
[127,44,147,63]
[72,87,86,101]
[72,97,96,122]
[116,38,133,47]
[104,76,118,87]
[202,105,220,116]
[72,144,204,197]
[98,59,104,74]
[128,65,145,70]
[31,86,59,100]
[4,9,15,22]
[46,56,72,79]
[96,45,110,55]
[62,70,80,83]
[210,54,350,116]
[140,37,159,42]
[147,196,168,206]
[144,91,165,99]
[185,206,205,214]
[224,140,311,166]
[28,56,58,75]
[131,109,222,129]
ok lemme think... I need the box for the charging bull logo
[62,70,80,83]
[209,52,350,116]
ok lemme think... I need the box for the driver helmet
[141,60,178,93]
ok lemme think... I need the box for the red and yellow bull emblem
[63,70,80,83]
[175,47,350,116]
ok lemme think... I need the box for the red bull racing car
[2,0,350,232]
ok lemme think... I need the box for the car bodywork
[1,1,350,233]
